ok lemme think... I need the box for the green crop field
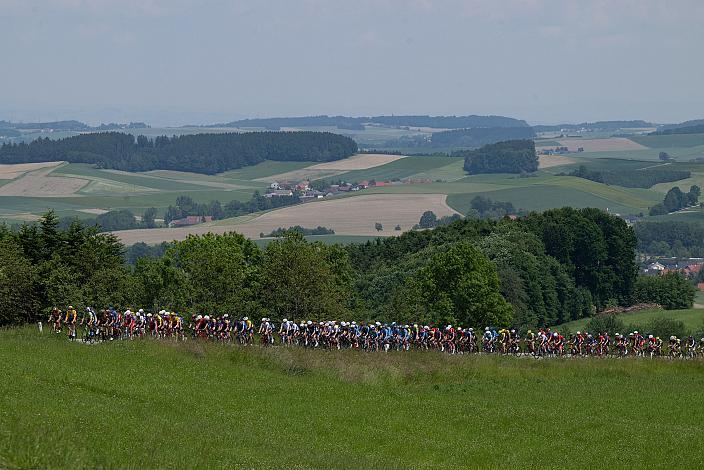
[630,133,704,149]
[573,144,704,162]
[558,308,704,334]
[446,176,661,215]
[1,327,703,469]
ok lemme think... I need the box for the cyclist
[64,305,78,341]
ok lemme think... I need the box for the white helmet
[307,320,312,325]
[648,335,653,339]
[138,309,144,314]
[223,314,229,318]
[204,315,210,320]
[283,318,287,323]
[485,327,490,331]
[147,313,152,317]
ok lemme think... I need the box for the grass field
[559,308,704,333]
[1,327,704,468]
[630,133,704,149]
[333,156,462,183]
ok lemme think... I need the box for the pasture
[558,308,704,334]
[1,327,703,468]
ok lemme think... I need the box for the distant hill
[221,114,529,130]
[0,131,357,174]
[533,120,654,133]
[657,119,704,132]
[650,124,704,135]
[431,127,536,148]
[0,120,149,132]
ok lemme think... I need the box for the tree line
[430,127,536,148]
[563,165,690,189]
[222,115,529,130]
[3,208,689,332]
[635,220,704,257]
[0,131,358,174]
[649,186,700,216]
[458,140,538,174]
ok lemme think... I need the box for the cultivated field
[1,327,704,468]
[256,153,406,183]
[538,154,575,169]
[113,193,458,244]
[0,165,88,197]
[0,161,63,179]
[557,137,648,152]
[306,153,405,170]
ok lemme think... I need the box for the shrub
[586,315,626,335]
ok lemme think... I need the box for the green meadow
[1,327,704,469]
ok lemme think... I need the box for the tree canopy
[459,140,538,174]
[0,131,358,174]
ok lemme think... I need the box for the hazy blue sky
[1,0,703,126]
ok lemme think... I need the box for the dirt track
[113,193,458,245]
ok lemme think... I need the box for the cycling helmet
[243,317,248,321]
[485,327,490,332]
[282,318,287,323]
[469,328,473,332]
[649,335,653,339]
[204,315,210,320]
[307,321,312,325]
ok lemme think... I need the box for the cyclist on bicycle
[64,305,78,341]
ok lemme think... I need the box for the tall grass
[1,327,704,468]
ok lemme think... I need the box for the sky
[1,0,703,126]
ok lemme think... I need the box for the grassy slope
[559,308,704,333]
[1,328,704,468]
[332,156,461,182]
[630,133,704,149]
